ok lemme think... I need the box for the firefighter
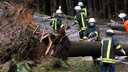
[78,2,87,16]
[83,18,100,66]
[73,6,87,41]
[50,7,64,37]
[83,18,100,41]
[101,29,126,72]
[118,13,128,33]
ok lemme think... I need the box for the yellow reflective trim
[95,31,98,36]
[82,8,87,16]
[106,38,112,59]
[83,36,87,39]
[54,33,59,37]
[51,19,55,27]
[79,38,83,41]
[75,20,78,23]
[81,13,86,30]
[54,18,57,30]
[102,58,115,63]
[86,19,88,21]
[116,45,121,49]
[74,16,78,23]
[101,38,112,59]
[60,24,64,28]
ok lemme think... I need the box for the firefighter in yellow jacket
[101,29,126,72]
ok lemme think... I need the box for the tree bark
[68,41,128,57]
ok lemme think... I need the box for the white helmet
[106,29,114,35]
[118,13,127,19]
[78,2,84,6]
[56,9,62,14]
[74,6,81,11]
[88,18,96,23]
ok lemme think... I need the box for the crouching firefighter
[101,29,126,72]
[50,7,64,37]
[73,6,87,41]
[83,18,100,66]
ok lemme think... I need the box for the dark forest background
[0,0,128,19]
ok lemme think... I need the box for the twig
[33,25,39,34]
[45,36,53,55]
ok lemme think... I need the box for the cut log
[108,23,125,31]
[68,41,128,57]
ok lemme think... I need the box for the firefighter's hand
[89,32,96,38]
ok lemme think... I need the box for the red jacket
[124,20,128,33]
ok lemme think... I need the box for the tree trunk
[68,41,128,57]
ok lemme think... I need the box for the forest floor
[33,13,128,72]
[0,13,128,72]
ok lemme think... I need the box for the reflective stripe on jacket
[101,36,122,64]
[84,25,100,41]
[75,11,87,30]
[50,15,64,31]
[82,8,87,16]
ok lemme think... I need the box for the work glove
[89,32,96,38]
[121,49,126,55]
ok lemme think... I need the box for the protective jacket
[124,20,128,33]
[50,15,64,31]
[84,24,100,41]
[75,11,87,30]
[81,6,87,16]
[101,35,122,64]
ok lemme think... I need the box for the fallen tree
[0,0,49,63]
[108,22,125,31]
[68,41,128,57]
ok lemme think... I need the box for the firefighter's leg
[108,64,115,72]
[92,56,100,66]
[79,30,84,41]
[101,63,108,72]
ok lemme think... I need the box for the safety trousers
[79,30,85,41]
[101,63,115,72]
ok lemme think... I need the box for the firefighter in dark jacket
[101,29,126,72]
[83,18,100,66]
[73,6,87,41]
[78,2,87,16]
[50,8,64,37]
[83,18,100,41]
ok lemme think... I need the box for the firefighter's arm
[95,27,100,36]
[83,29,89,40]
[88,32,98,38]
[115,44,126,55]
